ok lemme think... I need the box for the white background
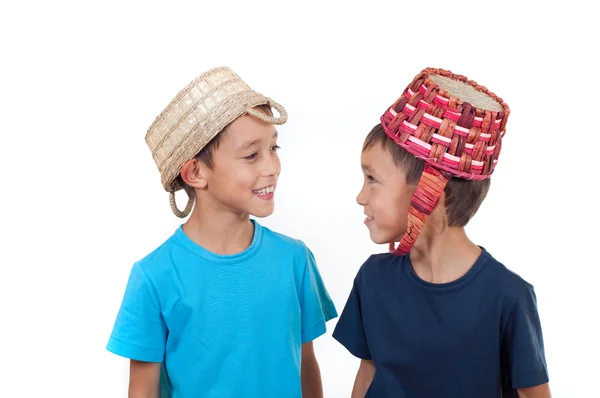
[1,0,598,397]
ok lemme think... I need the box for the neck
[182,196,254,255]
[409,226,481,284]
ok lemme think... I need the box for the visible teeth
[255,186,274,195]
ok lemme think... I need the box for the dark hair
[194,129,225,169]
[363,124,490,227]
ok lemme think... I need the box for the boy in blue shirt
[107,66,337,397]
[333,68,550,397]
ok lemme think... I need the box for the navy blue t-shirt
[333,248,549,397]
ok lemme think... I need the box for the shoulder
[480,249,534,296]
[257,221,310,258]
[478,249,539,319]
[355,252,404,282]
[256,223,322,283]
[133,229,183,279]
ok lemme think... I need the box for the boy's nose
[356,186,367,206]
[263,154,281,176]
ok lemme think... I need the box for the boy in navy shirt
[333,68,550,397]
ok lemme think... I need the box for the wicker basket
[144,66,288,217]
[381,68,510,255]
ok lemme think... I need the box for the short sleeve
[502,286,549,389]
[106,263,167,362]
[299,247,338,343]
[332,267,371,360]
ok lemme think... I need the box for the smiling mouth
[364,216,374,225]
[253,185,275,195]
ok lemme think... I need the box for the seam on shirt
[322,304,338,322]
[177,241,261,264]
[511,368,548,378]
[135,262,165,315]
[302,320,327,343]
[297,244,311,304]
[440,253,490,293]
[108,334,164,352]
[304,318,326,331]
[500,287,530,338]
[405,251,491,294]
[511,368,549,389]
[173,226,262,264]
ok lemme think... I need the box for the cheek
[378,188,412,228]
[383,201,408,227]
[274,154,281,172]
[230,168,258,190]
[211,165,255,194]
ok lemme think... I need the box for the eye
[366,174,376,183]
[244,152,258,160]
[271,145,281,151]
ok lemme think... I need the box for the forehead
[361,143,397,172]
[219,114,277,148]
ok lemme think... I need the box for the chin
[368,231,387,245]
[250,205,275,218]
[369,229,405,246]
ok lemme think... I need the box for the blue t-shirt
[333,248,549,397]
[107,220,338,398]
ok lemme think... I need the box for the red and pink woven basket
[380,68,510,255]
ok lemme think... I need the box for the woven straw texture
[381,68,509,181]
[145,66,288,217]
[383,68,509,255]
[393,165,451,255]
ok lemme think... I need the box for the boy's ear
[180,158,208,189]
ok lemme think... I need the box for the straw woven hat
[380,67,510,255]
[145,66,288,218]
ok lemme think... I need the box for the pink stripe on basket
[454,126,469,136]
[422,113,442,128]
[442,110,461,122]
[382,97,503,180]
[382,115,495,181]
[388,110,499,159]
[431,134,451,146]
[401,120,418,134]
[404,89,503,128]
[396,103,501,139]
[407,135,431,151]
[485,145,496,155]
[405,143,431,160]
[471,160,484,170]
[403,103,416,115]
[443,153,460,166]
[435,95,449,106]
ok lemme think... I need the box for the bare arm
[351,359,375,398]
[518,383,551,398]
[301,341,323,398]
[129,360,161,398]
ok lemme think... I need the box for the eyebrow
[238,131,278,150]
[361,164,372,173]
